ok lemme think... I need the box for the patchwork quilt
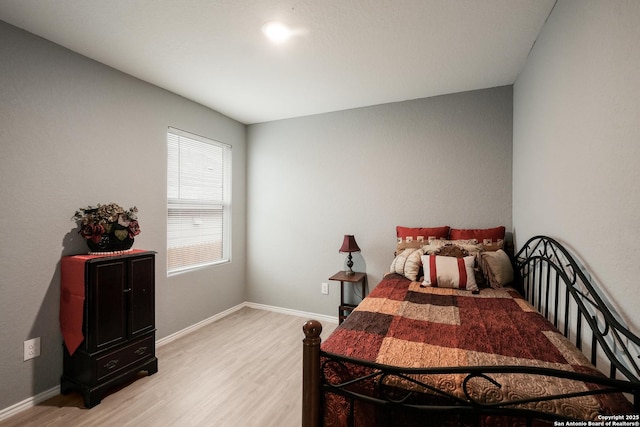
[320,274,634,426]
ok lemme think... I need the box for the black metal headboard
[515,235,640,383]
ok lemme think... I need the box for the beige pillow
[390,248,423,281]
[480,249,514,288]
[421,254,478,291]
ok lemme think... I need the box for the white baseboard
[0,302,337,421]
[155,302,246,347]
[244,301,338,325]
[156,302,336,348]
[0,386,59,422]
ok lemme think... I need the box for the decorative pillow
[429,242,487,288]
[480,240,505,252]
[396,226,450,254]
[395,239,424,253]
[480,249,514,288]
[396,225,449,244]
[421,239,480,255]
[420,254,478,291]
[434,244,469,258]
[449,226,506,244]
[390,248,423,281]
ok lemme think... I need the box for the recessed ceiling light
[262,21,292,43]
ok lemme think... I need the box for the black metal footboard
[313,354,639,426]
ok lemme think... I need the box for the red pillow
[396,226,450,242]
[449,226,505,243]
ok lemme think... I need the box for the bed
[302,232,640,427]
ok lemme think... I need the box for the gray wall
[246,87,513,316]
[513,0,640,335]
[0,21,247,410]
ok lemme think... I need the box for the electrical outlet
[321,282,329,295]
[24,337,41,361]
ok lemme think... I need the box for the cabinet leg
[146,358,158,375]
[83,391,102,409]
[60,378,73,395]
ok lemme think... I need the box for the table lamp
[339,235,360,276]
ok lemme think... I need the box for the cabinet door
[129,255,155,338]
[87,260,127,352]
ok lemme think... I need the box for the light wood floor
[0,308,337,427]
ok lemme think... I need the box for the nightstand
[329,271,367,324]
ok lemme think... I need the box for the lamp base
[345,253,355,276]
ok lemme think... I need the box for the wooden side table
[329,271,367,324]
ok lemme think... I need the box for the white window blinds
[167,128,231,274]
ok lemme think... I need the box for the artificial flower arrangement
[72,203,141,251]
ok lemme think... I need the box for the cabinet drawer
[95,335,154,381]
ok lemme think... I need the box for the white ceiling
[0,0,556,124]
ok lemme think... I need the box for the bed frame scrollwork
[302,235,640,427]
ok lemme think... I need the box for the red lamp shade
[339,235,360,253]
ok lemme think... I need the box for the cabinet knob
[134,346,148,355]
[123,288,131,293]
[104,359,119,370]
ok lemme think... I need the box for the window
[167,128,231,274]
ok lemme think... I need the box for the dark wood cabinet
[60,251,157,408]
